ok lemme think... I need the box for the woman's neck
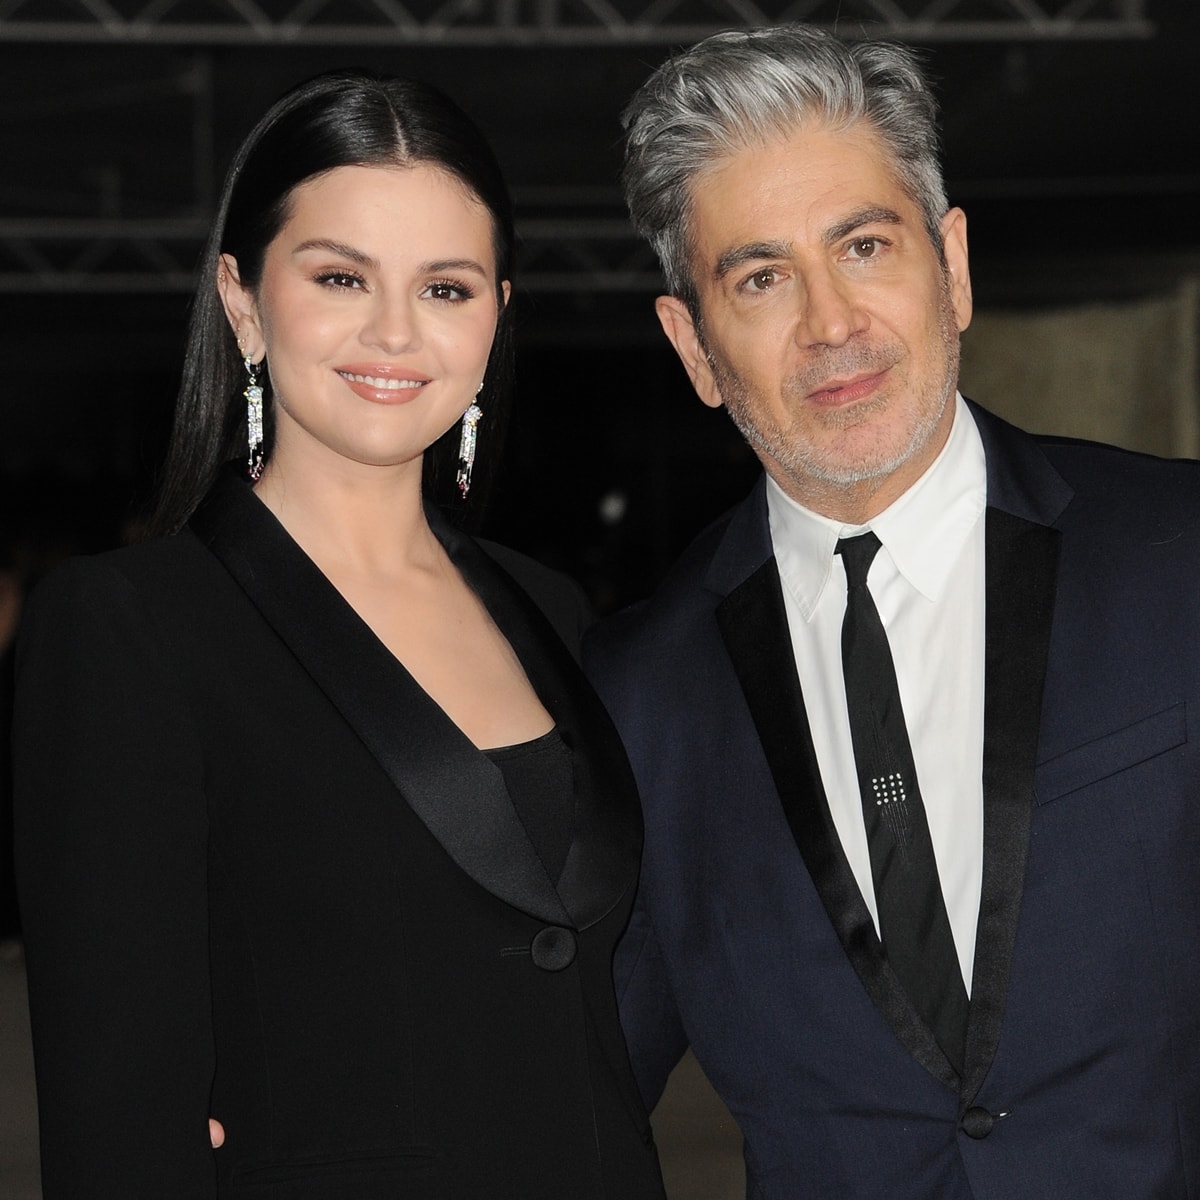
[253,454,441,580]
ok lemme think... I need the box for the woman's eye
[424,280,472,302]
[315,271,364,290]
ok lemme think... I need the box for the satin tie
[837,531,969,1073]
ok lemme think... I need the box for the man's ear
[216,253,265,362]
[940,207,973,333]
[654,295,724,410]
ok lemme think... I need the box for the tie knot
[836,531,881,588]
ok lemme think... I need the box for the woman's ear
[216,254,265,363]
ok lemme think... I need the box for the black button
[961,1106,995,1139]
[530,926,577,971]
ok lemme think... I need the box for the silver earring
[456,403,482,500]
[244,355,264,481]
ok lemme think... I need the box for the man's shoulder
[1024,432,1200,546]
[972,401,1200,533]
[1035,432,1200,492]
[975,402,1200,486]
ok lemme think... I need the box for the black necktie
[837,531,969,1072]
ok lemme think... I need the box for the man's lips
[805,369,889,406]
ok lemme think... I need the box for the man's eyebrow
[291,238,378,269]
[712,241,792,283]
[825,207,904,245]
[710,207,907,282]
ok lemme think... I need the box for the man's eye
[746,269,777,292]
[847,237,880,259]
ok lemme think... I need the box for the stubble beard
[708,284,962,498]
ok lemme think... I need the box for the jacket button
[530,926,577,971]
[961,1106,995,1139]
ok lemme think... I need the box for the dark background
[0,0,1196,609]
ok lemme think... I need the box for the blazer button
[530,926,577,971]
[961,1106,995,1139]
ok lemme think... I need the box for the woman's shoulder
[28,532,215,611]
[475,539,594,659]
[20,534,231,666]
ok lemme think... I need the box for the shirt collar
[767,393,987,620]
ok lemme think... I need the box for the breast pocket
[1034,701,1187,805]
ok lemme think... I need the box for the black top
[486,728,574,885]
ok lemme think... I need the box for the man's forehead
[686,131,919,262]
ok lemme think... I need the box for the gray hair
[622,24,948,310]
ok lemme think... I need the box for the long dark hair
[147,69,515,537]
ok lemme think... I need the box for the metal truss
[0,0,1153,47]
[0,0,1155,297]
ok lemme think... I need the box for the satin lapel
[432,512,642,931]
[716,555,959,1091]
[189,476,572,927]
[960,506,1059,1106]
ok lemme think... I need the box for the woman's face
[220,163,508,480]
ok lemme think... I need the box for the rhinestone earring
[243,355,264,481]
[456,403,482,500]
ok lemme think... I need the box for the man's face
[655,121,972,521]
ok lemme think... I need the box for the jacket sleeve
[13,557,217,1198]
[585,617,689,1111]
[613,884,689,1112]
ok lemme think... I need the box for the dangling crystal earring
[243,354,265,481]
[456,402,483,499]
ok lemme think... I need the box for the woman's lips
[336,367,429,404]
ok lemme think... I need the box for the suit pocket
[1034,701,1186,804]
[229,1148,443,1198]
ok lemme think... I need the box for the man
[585,23,1200,1199]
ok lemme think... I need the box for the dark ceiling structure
[1,0,1190,305]
[0,0,1195,594]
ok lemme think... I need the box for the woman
[14,71,666,1199]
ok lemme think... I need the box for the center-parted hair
[621,24,948,311]
[149,69,515,537]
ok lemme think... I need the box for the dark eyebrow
[423,258,489,276]
[824,207,904,245]
[711,207,906,283]
[713,241,792,283]
[292,239,377,269]
[290,243,489,279]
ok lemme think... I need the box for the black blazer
[14,473,665,1200]
[588,404,1200,1199]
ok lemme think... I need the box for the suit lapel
[714,411,1070,1095]
[713,492,960,1090]
[190,474,636,930]
[960,408,1067,1105]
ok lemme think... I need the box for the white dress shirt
[767,394,987,991]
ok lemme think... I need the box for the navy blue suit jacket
[586,405,1200,1199]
